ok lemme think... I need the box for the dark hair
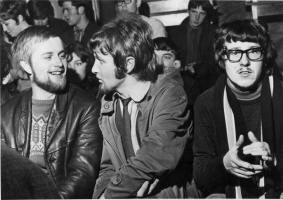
[27,0,54,20]
[0,25,12,81]
[65,41,94,76]
[11,26,61,70]
[139,2,150,17]
[0,0,30,23]
[188,0,213,14]
[89,12,157,82]
[58,0,94,22]
[153,37,179,59]
[214,20,277,70]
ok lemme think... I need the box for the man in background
[115,0,167,39]
[172,0,218,106]
[59,0,100,47]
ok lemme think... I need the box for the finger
[231,169,252,179]
[148,179,159,195]
[137,181,150,197]
[263,142,271,154]
[248,131,258,142]
[233,168,258,177]
[243,142,263,152]
[236,135,244,147]
[262,155,273,162]
[249,164,264,171]
[244,148,269,157]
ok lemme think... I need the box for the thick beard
[34,73,67,93]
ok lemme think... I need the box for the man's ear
[78,6,85,15]
[125,56,135,74]
[20,61,32,75]
[17,14,24,23]
[136,0,142,8]
[173,60,181,69]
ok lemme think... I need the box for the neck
[32,83,56,100]
[75,16,89,30]
[117,76,150,102]
[19,22,30,32]
[227,79,262,101]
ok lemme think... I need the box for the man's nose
[92,61,98,74]
[240,53,250,66]
[195,13,200,20]
[2,24,7,32]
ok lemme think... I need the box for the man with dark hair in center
[90,13,193,198]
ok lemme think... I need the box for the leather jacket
[1,84,103,199]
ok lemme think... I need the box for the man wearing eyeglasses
[1,26,103,199]
[193,20,283,198]
[114,0,167,39]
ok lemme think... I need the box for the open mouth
[49,69,65,76]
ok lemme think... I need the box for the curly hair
[214,20,277,71]
[89,12,157,82]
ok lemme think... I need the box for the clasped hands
[223,131,273,179]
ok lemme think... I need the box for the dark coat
[1,84,103,199]
[170,17,219,105]
[47,17,75,46]
[1,143,60,199]
[193,76,283,197]
[93,75,193,198]
[81,21,100,47]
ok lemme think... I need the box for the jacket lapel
[45,88,68,150]
[19,90,32,157]
[100,95,127,164]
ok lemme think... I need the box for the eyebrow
[227,46,261,51]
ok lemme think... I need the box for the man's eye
[229,51,241,56]
[44,56,52,60]
[59,52,67,60]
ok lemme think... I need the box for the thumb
[236,135,244,147]
[248,131,258,143]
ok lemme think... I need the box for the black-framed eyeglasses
[223,47,264,63]
[115,0,132,6]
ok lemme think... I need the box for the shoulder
[66,84,100,108]
[194,86,215,112]
[151,75,187,102]
[86,21,100,31]
[1,89,30,110]
[49,17,70,29]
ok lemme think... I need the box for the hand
[280,192,283,199]
[243,132,273,167]
[137,179,159,197]
[223,135,263,179]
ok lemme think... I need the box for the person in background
[0,0,31,92]
[171,0,218,106]
[1,26,103,199]
[27,0,74,45]
[115,0,167,39]
[65,41,99,97]
[0,0,31,42]
[0,25,18,105]
[153,37,182,78]
[193,20,283,198]
[59,0,100,48]
[90,13,193,198]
